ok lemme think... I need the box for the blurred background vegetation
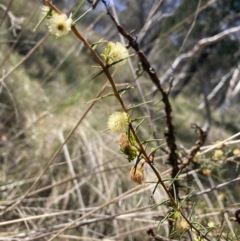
[0,0,240,240]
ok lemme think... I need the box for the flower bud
[129,164,144,184]
[119,133,138,161]
[175,219,190,232]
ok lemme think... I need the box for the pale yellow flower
[175,219,190,232]
[107,112,129,133]
[218,193,225,201]
[233,149,240,156]
[212,149,224,160]
[194,151,201,161]
[193,235,203,241]
[102,42,129,67]
[215,140,224,149]
[47,13,72,37]
[207,221,215,228]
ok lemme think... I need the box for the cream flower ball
[107,112,129,133]
[47,13,72,37]
[102,42,129,67]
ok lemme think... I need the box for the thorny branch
[180,124,207,170]
[101,0,180,199]
[37,2,198,240]
[99,4,215,240]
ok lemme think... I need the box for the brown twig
[99,2,214,241]
[101,0,180,200]
[180,123,207,170]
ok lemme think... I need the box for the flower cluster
[233,148,240,156]
[47,13,72,37]
[107,112,144,183]
[212,149,224,160]
[102,42,129,67]
[42,6,72,38]
[107,112,129,134]
[175,218,190,232]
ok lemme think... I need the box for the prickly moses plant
[2,1,239,240]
